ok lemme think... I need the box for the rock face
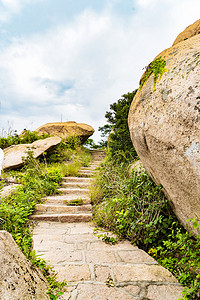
[0,230,49,299]
[2,136,61,170]
[128,23,200,231]
[35,121,94,143]
[173,19,200,46]
[129,160,145,174]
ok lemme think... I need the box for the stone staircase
[31,149,184,300]
[30,150,106,223]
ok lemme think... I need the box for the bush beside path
[31,150,184,300]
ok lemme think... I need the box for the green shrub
[42,136,91,164]
[0,141,91,299]
[0,130,49,149]
[99,90,138,163]
[0,150,62,254]
[92,156,200,299]
[92,159,178,250]
[151,220,200,300]
[0,150,64,298]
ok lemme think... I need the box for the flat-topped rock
[35,121,94,143]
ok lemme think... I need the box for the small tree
[99,90,138,162]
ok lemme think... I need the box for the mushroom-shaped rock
[34,121,94,143]
[128,22,200,232]
[2,136,61,170]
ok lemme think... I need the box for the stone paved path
[31,150,184,300]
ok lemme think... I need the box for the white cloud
[0,1,200,141]
[137,0,155,7]
[1,0,21,12]
[0,0,43,22]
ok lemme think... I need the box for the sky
[0,0,200,141]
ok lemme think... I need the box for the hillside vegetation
[91,91,200,300]
[0,135,91,299]
[1,90,200,299]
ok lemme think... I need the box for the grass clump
[46,146,92,178]
[140,56,167,90]
[91,156,200,299]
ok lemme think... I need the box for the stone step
[91,153,106,156]
[35,204,92,214]
[30,213,92,222]
[78,169,95,174]
[79,167,96,171]
[89,161,102,164]
[91,159,104,162]
[42,195,91,205]
[81,166,99,171]
[58,188,89,195]
[90,151,106,158]
[77,172,94,178]
[62,177,92,183]
[62,182,89,189]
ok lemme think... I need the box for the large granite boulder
[128,21,200,231]
[35,121,94,143]
[0,230,49,299]
[2,136,61,170]
[173,19,200,46]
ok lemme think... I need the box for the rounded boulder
[35,121,94,143]
[128,26,200,231]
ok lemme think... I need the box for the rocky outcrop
[128,22,200,231]
[0,183,20,198]
[173,19,200,46]
[35,121,94,143]
[0,230,49,299]
[2,136,61,170]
